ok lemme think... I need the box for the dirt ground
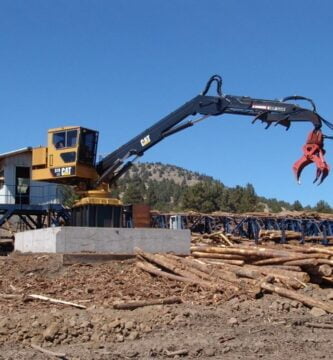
[1,253,333,359]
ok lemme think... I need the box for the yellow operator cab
[31,126,99,186]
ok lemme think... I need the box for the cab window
[53,132,66,149]
[79,129,98,166]
[60,152,76,163]
[53,130,78,149]
[67,130,78,147]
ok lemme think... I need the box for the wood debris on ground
[24,294,87,309]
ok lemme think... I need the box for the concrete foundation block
[15,227,191,255]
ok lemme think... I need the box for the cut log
[306,264,332,277]
[202,231,225,238]
[200,261,305,289]
[165,349,189,357]
[173,257,242,289]
[181,258,214,274]
[259,230,302,241]
[261,282,333,313]
[318,264,332,277]
[317,259,333,266]
[201,259,241,269]
[202,259,245,266]
[153,253,201,279]
[191,246,295,259]
[136,249,201,281]
[232,267,262,280]
[113,296,182,310]
[245,264,310,283]
[253,253,329,266]
[137,261,192,283]
[263,265,303,272]
[164,254,213,281]
[228,265,304,289]
[181,258,241,289]
[284,245,333,256]
[154,253,219,285]
[192,251,245,260]
[215,259,245,266]
[305,322,333,329]
[135,248,229,290]
[219,233,234,246]
[25,294,86,309]
[283,258,318,267]
[136,261,220,291]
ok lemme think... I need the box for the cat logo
[51,166,75,177]
[140,135,151,147]
[61,167,72,176]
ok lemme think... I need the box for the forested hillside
[111,162,332,213]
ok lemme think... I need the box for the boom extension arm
[96,75,327,186]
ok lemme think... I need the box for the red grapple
[293,129,330,185]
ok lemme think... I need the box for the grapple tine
[313,168,322,184]
[274,116,290,128]
[317,168,330,185]
[292,156,312,184]
[252,112,268,124]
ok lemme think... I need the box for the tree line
[112,163,333,214]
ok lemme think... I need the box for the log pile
[191,229,333,246]
[191,244,333,285]
[259,229,333,243]
[259,230,302,241]
[135,244,333,313]
[191,231,242,246]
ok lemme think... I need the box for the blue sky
[1,0,333,207]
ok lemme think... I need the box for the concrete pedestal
[14,227,191,255]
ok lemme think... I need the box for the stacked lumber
[135,244,333,313]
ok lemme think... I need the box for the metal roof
[0,147,32,160]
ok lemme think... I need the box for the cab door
[48,128,79,178]
[78,128,98,166]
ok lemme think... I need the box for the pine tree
[182,181,224,213]
[292,200,303,211]
[314,200,332,213]
[122,175,145,204]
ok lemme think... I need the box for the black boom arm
[96,75,325,186]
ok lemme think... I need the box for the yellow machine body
[73,189,122,207]
[31,126,100,187]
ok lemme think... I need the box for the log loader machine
[31,75,332,213]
